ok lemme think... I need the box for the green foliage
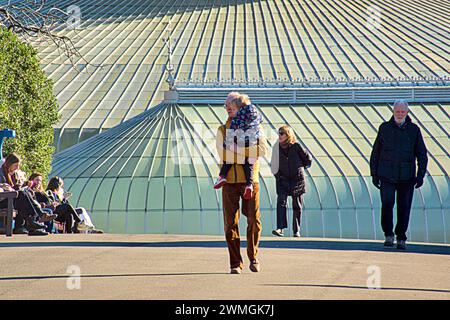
[0,28,60,179]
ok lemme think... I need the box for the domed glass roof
[32,0,450,150]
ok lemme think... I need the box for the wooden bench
[0,191,19,236]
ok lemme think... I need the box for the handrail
[176,76,450,87]
[173,85,450,104]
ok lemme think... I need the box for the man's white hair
[225,91,240,105]
[393,99,409,110]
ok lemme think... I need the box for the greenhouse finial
[163,21,176,90]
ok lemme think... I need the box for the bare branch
[0,0,97,73]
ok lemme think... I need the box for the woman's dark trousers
[276,193,303,234]
[54,203,82,233]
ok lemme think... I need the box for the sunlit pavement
[0,234,449,300]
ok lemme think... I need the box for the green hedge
[0,28,60,179]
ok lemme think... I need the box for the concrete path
[0,234,449,299]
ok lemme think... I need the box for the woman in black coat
[271,125,312,237]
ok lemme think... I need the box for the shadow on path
[1,239,449,255]
[263,283,450,294]
[0,272,226,282]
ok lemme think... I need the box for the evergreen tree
[0,28,59,179]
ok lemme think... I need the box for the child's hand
[227,143,237,153]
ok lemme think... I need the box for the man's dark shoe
[397,239,406,250]
[384,235,395,247]
[28,228,48,236]
[26,218,46,230]
[249,259,260,273]
[272,229,284,237]
[13,227,28,234]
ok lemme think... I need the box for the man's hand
[372,175,381,189]
[415,177,424,189]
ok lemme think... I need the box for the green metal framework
[31,0,449,150]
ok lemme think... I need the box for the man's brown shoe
[230,267,242,274]
[249,259,260,273]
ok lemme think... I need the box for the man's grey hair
[393,99,409,110]
[225,91,240,105]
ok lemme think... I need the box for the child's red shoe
[243,184,253,200]
[214,176,227,189]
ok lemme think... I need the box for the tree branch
[0,1,96,73]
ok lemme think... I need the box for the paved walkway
[0,234,449,299]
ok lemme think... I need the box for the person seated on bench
[0,153,48,236]
[24,172,59,233]
[46,176,90,233]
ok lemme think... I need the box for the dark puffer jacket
[370,115,428,183]
[271,142,312,196]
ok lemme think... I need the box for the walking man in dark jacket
[370,100,428,249]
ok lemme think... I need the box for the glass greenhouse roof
[31,0,449,150]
